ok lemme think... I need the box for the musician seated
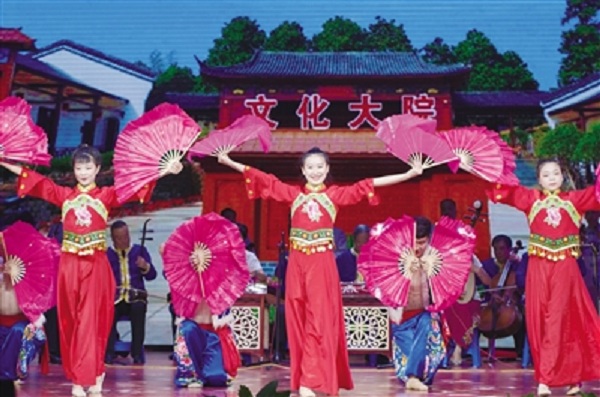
[105,220,157,365]
[336,224,369,283]
[237,224,267,283]
[476,234,525,360]
[0,256,47,383]
[389,217,445,392]
[173,301,240,388]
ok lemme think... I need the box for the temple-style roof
[34,39,156,80]
[453,91,549,109]
[541,72,600,108]
[199,51,469,80]
[0,28,36,50]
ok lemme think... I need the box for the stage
[9,352,600,397]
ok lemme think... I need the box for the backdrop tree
[264,21,309,51]
[364,16,414,51]
[312,16,367,51]
[206,16,266,66]
[558,0,600,86]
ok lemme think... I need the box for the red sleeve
[102,182,157,208]
[327,178,379,206]
[569,186,600,212]
[243,167,299,204]
[16,168,70,208]
[486,183,534,213]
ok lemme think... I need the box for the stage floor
[10,352,600,397]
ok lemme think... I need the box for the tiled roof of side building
[199,51,470,79]
[0,28,36,49]
[542,72,600,107]
[16,54,127,101]
[34,39,156,80]
[453,91,549,108]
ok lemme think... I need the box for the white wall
[36,49,153,124]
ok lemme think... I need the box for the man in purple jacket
[105,220,157,364]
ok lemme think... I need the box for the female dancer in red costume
[488,159,600,396]
[0,145,182,396]
[218,147,422,396]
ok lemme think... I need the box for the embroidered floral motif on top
[302,198,323,222]
[544,206,562,228]
[74,204,92,227]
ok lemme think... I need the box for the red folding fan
[425,216,476,311]
[478,127,519,185]
[0,96,51,166]
[441,127,519,185]
[378,115,460,172]
[162,212,249,316]
[1,221,60,323]
[114,103,201,203]
[376,114,437,146]
[357,215,475,311]
[357,215,416,308]
[187,115,272,160]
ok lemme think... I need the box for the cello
[478,241,524,339]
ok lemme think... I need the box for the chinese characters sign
[243,93,437,130]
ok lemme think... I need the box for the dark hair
[300,147,330,167]
[237,223,248,240]
[536,158,561,179]
[220,208,236,220]
[72,144,102,167]
[15,211,36,227]
[353,224,370,237]
[415,216,432,239]
[492,234,512,248]
[440,199,457,217]
[110,220,128,233]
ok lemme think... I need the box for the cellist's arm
[472,256,492,286]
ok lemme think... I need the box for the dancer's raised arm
[373,164,423,187]
[217,152,246,173]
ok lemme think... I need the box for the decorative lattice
[344,306,390,351]
[230,306,261,350]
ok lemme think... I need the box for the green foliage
[454,29,499,66]
[154,65,198,93]
[535,123,582,160]
[558,23,600,86]
[513,127,531,148]
[493,51,539,90]
[562,0,600,26]
[558,0,600,85]
[421,29,539,91]
[420,37,457,64]
[364,16,414,52]
[264,21,309,51]
[573,123,600,161]
[311,16,367,51]
[206,16,266,67]
[531,124,551,155]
